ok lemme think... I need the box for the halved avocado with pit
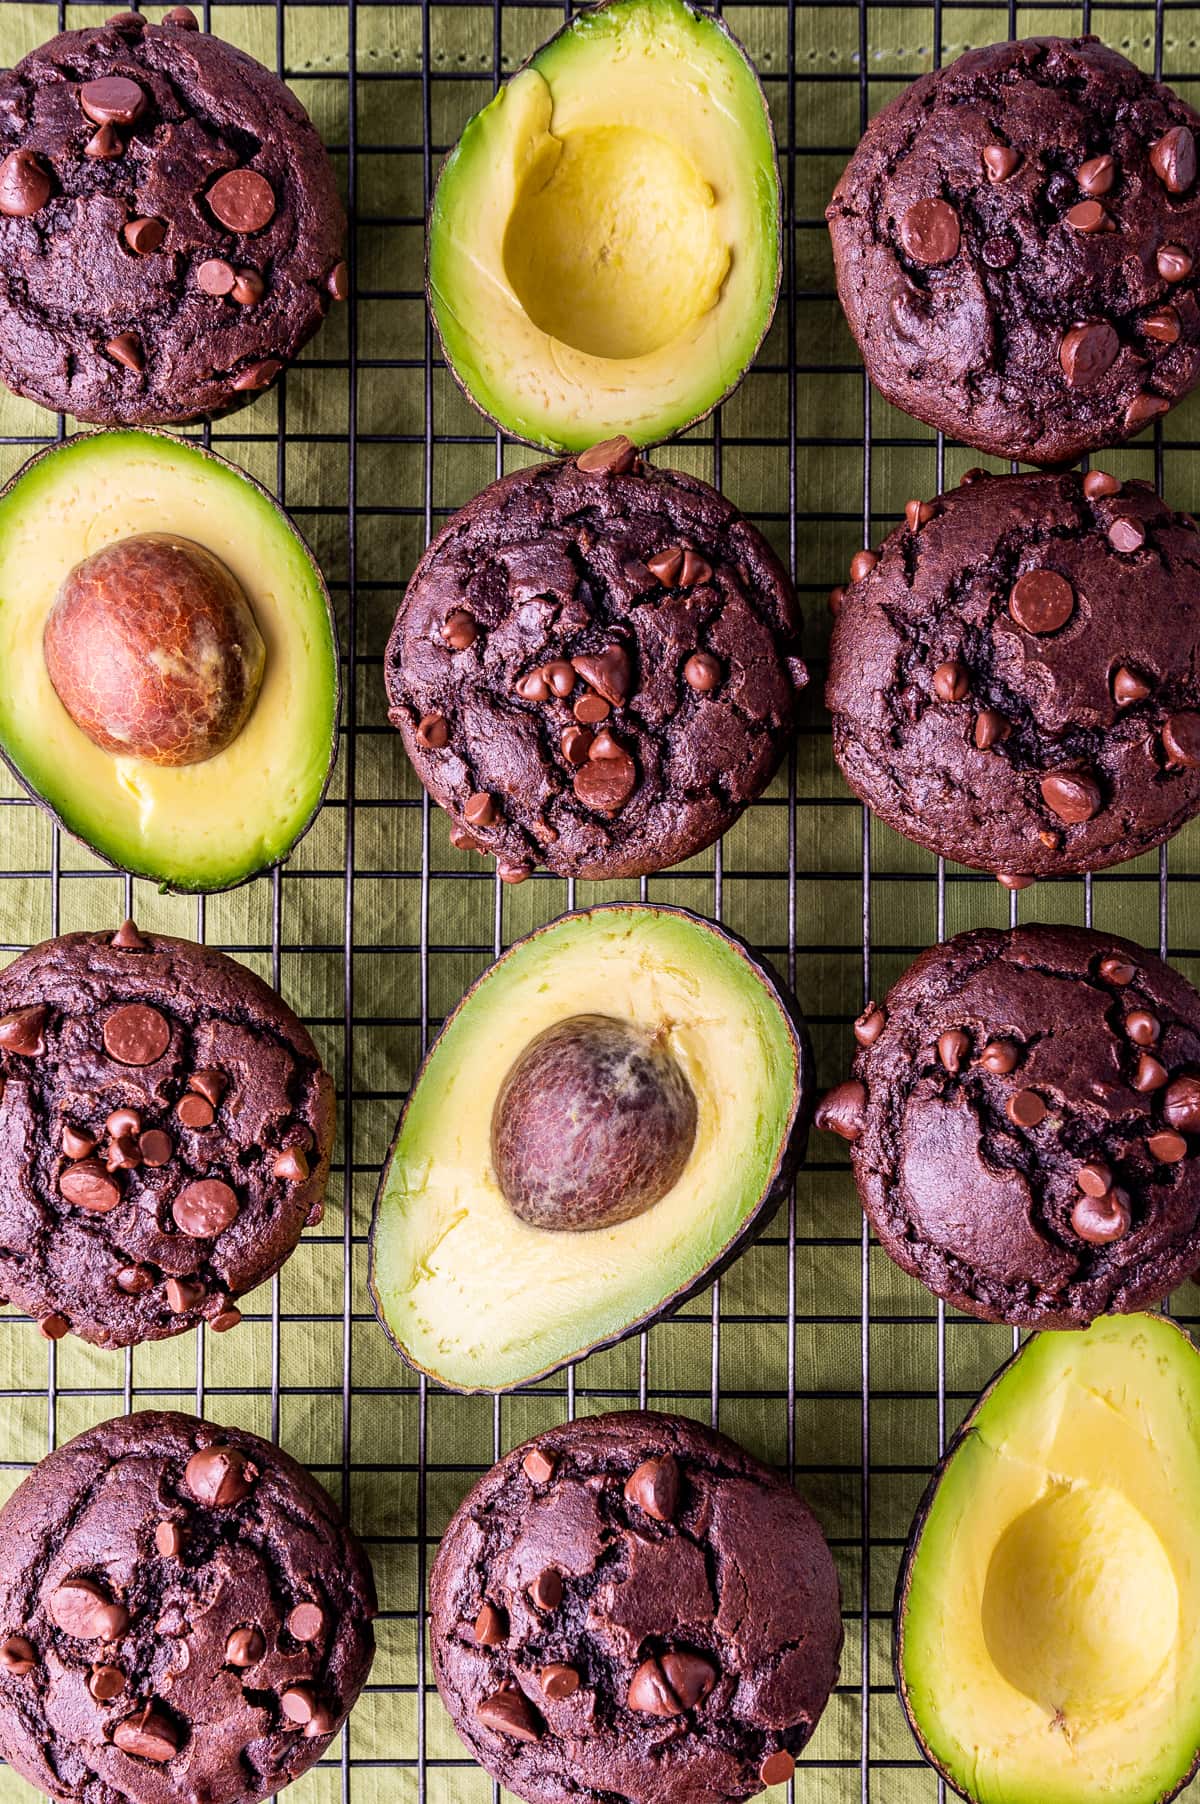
[897,1313,1200,1804]
[426,0,781,452]
[369,903,811,1391]
[0,430,339,892]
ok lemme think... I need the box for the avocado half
[368,903,812,1391]
[426,0,782,452]
[896,1313,1200,1804]
[0,431,339,892]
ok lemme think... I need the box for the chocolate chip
[185,1444,256,1507]
[1084,470,1121,499]
[174,1093,214,1130]
[573,753,636,813]
[85,124,123,161]
[103,1004,169,1066]
[123,217,164,261]
[761,1751,796,1787]
[683,652,721,693]
[0,1006,46,1056]
[935,1029,969,1073]
[996,872,1036,890]
[979,1040,1020,1075]
[647,547,684,585]
[50,1577,128,1641]
[588,727,625,761]
[208,169,275,234]
[542,660,575,697]
[274,1146,309,1182]
[974,709,1009,750]
[828,585,847,616]
[1040,770,1101,824]
[81,77,145,126]
[225,1626,264,1667]
[112,920,148,951]
[981,233,1019,270]
[106,1108,141,1139]
[473,1602,506,1646]
[1006,1089,1046,1128]
[107,13,146,30]
[1158,244,1193,282]
[164,6,199,25]
[899,197,961,264]
[197,258,235,296]
[232,358,281,393]
[165,1277,203,1314]
[154,1521,183,1557]
[679,549,713,586]
[1149,1129,1188,1163]
[232,269,265,306]
[0,1637,35,1675]
[539,1663,579,1700]
[905,499,936,531]
[281,1683,322,1727]
[328,261,350,301]
[574,693,610,725]
[1143,305,1182,345]
[627,1657,681,1716]
[515,669,551,703]
[561,726,593,765]
[173,1179,238,1237]
[1113,666,1151,706]
[0,148,50,219]
[1009,570,1074,634]
[1134,1052,1169,1092]
[115,1263,154,1293]
[1125,1009,1160,1046]
[1164,1074,1200,1131]
[211,1304,242,1333]
[529,1569,562,1612]
[1099,954,1137,985]
[1066,200,1111,232]
[1077,154,1116,195]
[62,1125,96,1160]
[475,1687,543,1741]
[849,550,878,582]
[815,1079,867,1141]
[572,647,630,706]
[1071,1192,1132,1245]
[448,824,484,854]
[139,1129,173,1167]
[854,1003,886,1045]
[660,1651,717,1709]
[60,1161,121,1213]
[932,660,968,703]
[38,1313,69,1340]
[464,792,496,827]
[302,1701,336,1740]
[522,1447,555,1484]
[1059,321,1119,387]
[89,1664,126,1702]
[1151,124,1196,193]
[1163,712,1200,767]
[576,437,636,475]
[112,1706,177,1762]
[106,1134,142,1173]
[983,144,1021,182]
[188,1069,226,1107]
[1077,1160,1112,1197]
[624,1454,679,1521]
[105,332,144,373]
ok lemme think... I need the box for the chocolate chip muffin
[827,37,1200,463]
[0,1410,375,1804]
[817,924,1200,1328]
[0,921,333,1347]
[384,438,806,882]
[826,468,1200,882]
[430,1410,842,1804]
[0,8,347,425]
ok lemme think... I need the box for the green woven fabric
[0,4,1197,1801]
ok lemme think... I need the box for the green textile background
[0,2,1199,1799]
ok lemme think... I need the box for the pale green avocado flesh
[369,905,806,1391]
[427,0,781,451]
[898,1314,1200,1804]
[0,431,338,892]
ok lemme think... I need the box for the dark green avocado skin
[0,430,340,895]
[892,1320,1200,1804]
[367,902,814,1392]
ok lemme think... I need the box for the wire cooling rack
[1,2,1200,1802]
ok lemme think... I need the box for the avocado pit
[490,1012,698,1231]
[44,533,265,766]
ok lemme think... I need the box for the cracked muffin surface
[384,440,806,882]
[0,1410,375,1804]
[0,922,334,1347]
[0,9,346,425]
[820,924,1200,1328]
[826,36,1200,463]
[826,467,1200,879]
[430,1409,842,1804]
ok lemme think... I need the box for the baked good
[429,1409,842,1804]
[0,8,347,425]
[816,924,1200,1328]
[0,1410,375,1804]
[0,921,333,1347]
[384,437,806,882]
[826,468,1200,882]
[827,36,1200,464]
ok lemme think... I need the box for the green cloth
[0,5,1197,1801]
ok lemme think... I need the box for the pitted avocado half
[426,0,781,452]
[0,431,338,892]
[369,903,812,1391]
[897,1312,1200,1804]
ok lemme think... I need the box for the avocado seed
[44,534,265,766]
[491,1013,698,1231]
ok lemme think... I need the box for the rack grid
[0,1,1198,1800]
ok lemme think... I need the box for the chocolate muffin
[827,37,1200,464]
[0,1410,375,1804]
[430,1410,842,1804]
[816,924,1200,1328]
[0,8,347,425]
[826,468,1200,882]
[384,437,806,882]
[0,922,334,1347]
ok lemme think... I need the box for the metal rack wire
[0,1,1197,1801]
